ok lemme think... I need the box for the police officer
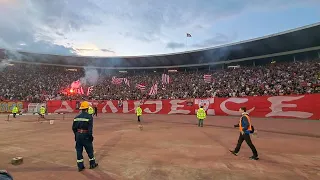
[196,105,206,127]
[72,101,98,171]
[230,107,259,160]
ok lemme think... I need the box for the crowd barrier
[46,94,320,119]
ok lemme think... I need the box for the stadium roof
[1,22,320,69]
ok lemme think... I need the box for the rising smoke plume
[80,67,99,86]
[0,38,27,71]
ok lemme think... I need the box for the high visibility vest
[136,107,142,116]
[12,107,18,113]
[239,114,252,132]
[197,108,206,119]
[88,107,94,114]
[40,107,46,115]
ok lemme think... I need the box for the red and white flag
[162,74,170,84]
[76,87,85,95]
[123,78,130,87]
[71,80,81,89]
[136,84,146,91]
[148,83,158,95]
[111,76,123,85]
[86,86,94,96]
[203,74,212,83]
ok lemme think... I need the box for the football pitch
[0,113,319,180]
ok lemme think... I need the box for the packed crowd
[0,60,319,102]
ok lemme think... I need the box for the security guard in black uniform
[72,101,99,171]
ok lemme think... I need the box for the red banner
[47,94,320,119]
[0,101,27,113]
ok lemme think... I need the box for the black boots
[78,167,85,172]
[89,163,99,169]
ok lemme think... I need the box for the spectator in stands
[0,60,319,102]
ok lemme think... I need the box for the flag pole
[185,33,187,51]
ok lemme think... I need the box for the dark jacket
[72,111,93,136]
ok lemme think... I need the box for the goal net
[27,103,46,114]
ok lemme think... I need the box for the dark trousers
[13,113,16,118]
[94,111,97,117]
[234,132,258,157]
[198,119,203,127]
[137,116,141,122]
[75,133,96,169]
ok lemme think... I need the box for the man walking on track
[72,101,99,172]
[230,107,259,160]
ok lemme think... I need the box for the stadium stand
[0,23,320,102]
[0,60,319,102]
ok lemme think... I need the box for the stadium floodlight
[119,70,127,73]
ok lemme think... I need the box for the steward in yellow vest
[12,106,19,118]
[38,106,46,122]
[88,106,94,116]
[196,106,206,127]
[136,106,142,122]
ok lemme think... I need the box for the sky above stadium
[0,0,319,57]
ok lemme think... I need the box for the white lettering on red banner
[220,98,255,116]
[194,98,215,115]
[265,96,313,118]
[46,94,320,119]
[102,101,118,113]
[143,100,163,114]
[54,101,74,113]
[123,100,141,113]
[168,100,190,114]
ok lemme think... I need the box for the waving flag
[76,87,84,95]
[111,76,123,85]
[71,80,81,89]
[162,74,170,84]
[123,78,130,87]
[148,83,158,95]
[203,74,212,83]
[86,86,94,96]
[136,84,146,91]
